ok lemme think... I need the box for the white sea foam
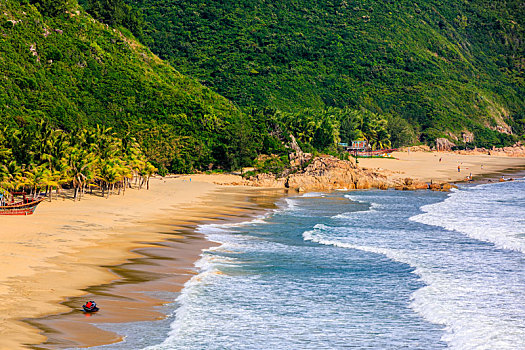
[410,181,525,254]
[301,192,326,197]
[143,253,225,350]
[343,194,365,202]
[194,212,273,246]
[303,218,525,350]
[332,200,381,219]
[343,194,382,208]
[273,197,299,213]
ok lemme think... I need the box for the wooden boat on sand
[0,192,45,215]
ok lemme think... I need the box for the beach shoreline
[0,177,283,349]
[29,186,283,349]
[2,151,525,349]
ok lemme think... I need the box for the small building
[340,140,369,153]
[350,140,368,150]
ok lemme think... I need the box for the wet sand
[27,187,283,349]
[0,176,283,349]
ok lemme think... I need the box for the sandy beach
[1,151,525,349]
[0,176,282,349]
[358,150,525,183]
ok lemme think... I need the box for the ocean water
[94,180,525,350]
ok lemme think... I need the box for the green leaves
[85,0,145,40]
[29,0,69,16]
[129,0,523,146]
[0,118,156,200]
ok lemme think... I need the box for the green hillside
[1,0,524,193]
[131,0,524,145]
[0,0,257,173]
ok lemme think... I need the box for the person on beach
[458,165,461,172]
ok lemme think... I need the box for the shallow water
[92,180,525,350]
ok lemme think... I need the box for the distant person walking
[458,165,461,172]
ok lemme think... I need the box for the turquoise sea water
[93,179,525,350]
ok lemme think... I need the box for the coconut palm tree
[99,158,119,198]
[143,162,157,190]
[68,147,96,201]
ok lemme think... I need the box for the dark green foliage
[471,127,516,149]
[30,0,69,16]
[385,114,418,148]
[506,114,525,140]
[256,155,289,175]
[130,0,524,144]
[84,0,145,41]
[2,0,521,181]
[86,0,126,25]
[0,0,255,173]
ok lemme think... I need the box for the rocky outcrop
[455,144,525,157]
[400,145,431,152]
[436,138,456,151]
[246,155,458,192]
[428,182,457,192]
[462,131,475,143]
[248,173,286,188]
[394,178,429,191]
[250,155,396,192]
[288,135,312,168]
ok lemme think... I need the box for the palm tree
[23,165,57,198]
[68,147,95,201]
[1,120,156,202]
[99,158,119,198]
[143,162,157,190]
[3,161,24,193]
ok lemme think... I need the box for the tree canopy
[129,0,524,144]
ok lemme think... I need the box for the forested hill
[0,0,256,173]
[131,0,524,144]
[1,0,524,181]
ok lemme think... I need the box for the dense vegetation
[0,120,156,202]
[1,0,523,193]
[0,0,261,175]
[0,0,410,181]
[131,0,524,145]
